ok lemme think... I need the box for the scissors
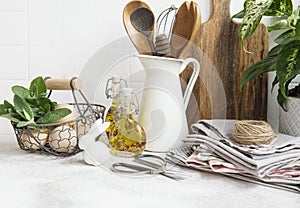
[111,154,184,181]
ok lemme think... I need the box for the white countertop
[0,135,299,208]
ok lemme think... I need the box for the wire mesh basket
[11,77,105,157]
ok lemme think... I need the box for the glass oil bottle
[108,88,146,157]
[105,75,127,137]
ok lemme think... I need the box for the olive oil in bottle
[109,88,146,157]
[105,75,127,137]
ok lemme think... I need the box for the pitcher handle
[182,58,200,110]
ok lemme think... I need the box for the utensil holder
[12,77,105,157]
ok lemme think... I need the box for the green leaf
[277,88,287,110]
[288,6,300,29]
[237,0,294,51]
[37,108,71,124]
[274,29,295,44]
[23,109,32,121]
[13,94,34,121]
[267,19,291,32]
[264,0,293,16]
[16,118,35,128]
[232,10,245,19]
[0,102,20,117]
[0,104,6,115]
[279,35,300,46]
[12,86,31,99]
[267,5,300,33]
[276,40,300,99]
[36,97,51,105]
[32,97,52,118]
[30,84,38,98]
[0,113,20,123]
[240,53,277,88]
[240,44,281,88]
[42,104,51,114]
[271,75,279,91]
[25,97,37,106]
[277,78,294,110]
[29,76,47,98]
[50,101,57,111]
[36,111,51,124]
[3,100,14,110]
[268,44,284,56]
[31,107,40,117]
[238,0,274,49]
[0,100,22,121]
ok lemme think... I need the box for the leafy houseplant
[232,0,300,111]
[0,76,71,128]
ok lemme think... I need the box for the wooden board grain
[180,0,269,124]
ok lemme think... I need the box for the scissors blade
[160,172,185,181]
[135,154,185,181]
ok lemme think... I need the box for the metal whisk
[155,5,177,57]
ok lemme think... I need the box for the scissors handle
[111,162,161,175]
[134,154,166,169]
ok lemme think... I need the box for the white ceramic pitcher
[137,54,200,152]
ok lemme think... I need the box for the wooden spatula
[178,1,201,59]
[170,1,192,58]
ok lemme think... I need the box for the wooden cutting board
[180,0,269,124]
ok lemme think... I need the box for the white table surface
[0,135,299,208]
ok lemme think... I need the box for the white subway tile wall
[27,0,58,12]
[28,13,59,46]
[0,47,27,79]
[0,13,27,45]
[0,0,298,136]
[0,0,26,11]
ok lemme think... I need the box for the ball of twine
[232,120,276,145]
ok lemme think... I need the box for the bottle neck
[110,81,121,99]
[119,94,134,115]
[121,113,134,119]
[111,99,119,108]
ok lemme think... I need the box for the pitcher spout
[136,54,186,75]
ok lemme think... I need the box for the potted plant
[232,0,300,136]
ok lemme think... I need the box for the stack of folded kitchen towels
[166,120,300,193]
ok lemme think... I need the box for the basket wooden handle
[45,78,83,90]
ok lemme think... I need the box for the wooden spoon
[123,0,155,55]
[130,7,155,54]
[170,1,201,58]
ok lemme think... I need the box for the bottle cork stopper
[112,75,121,82]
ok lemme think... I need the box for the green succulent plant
[0,76,71,128]
[232,0,300,110]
